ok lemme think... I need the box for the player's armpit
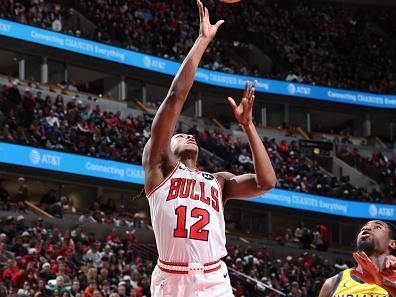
[215,172,271,201]
[143,137,181,197]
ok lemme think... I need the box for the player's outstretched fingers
[383,269,396,281]
[197,0,204,20]
[243,81,249,99]
[351,269,365,280]
[227,97,238,110]
[214,20,225,29]
[249,95,255,110]
[205,7,209,21]
[353,252,370,266]
[385,255,396,270]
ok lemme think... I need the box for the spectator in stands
[39,263,55,283]
[0,178,11,210]
[294,221,305,243]
[0,81,395,204]
[15,215,25,233]
[0,215,354,296]
[14,177,28,212]
[317,224,329,251]
[84,241,102,267]
[40,189,58,209]
[46,275,71,294]
[0,242,14,265]
[48,196,68,218]
[70,280,81,296]
[238,149,254,169]
[4,1,396,93]
[79,210,97,225]
[62,197,76,214]
[102,199,116,214]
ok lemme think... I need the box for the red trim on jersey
[204,259,221,266]
[146,161,181,198]
[158,266,189,274]
[157,259,222,274]
[158,259,189,267]
[214,176,224,211]
[159,259,220,267]
[203,264,221,273]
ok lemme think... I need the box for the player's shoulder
[319,273,343,297]
[213,171,235,187]
[324,274,339,287]
[214,171,235,180]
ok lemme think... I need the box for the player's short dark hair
[386,221,396,240]
[385,221,396,256]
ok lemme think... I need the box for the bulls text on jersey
[166,177,220,212]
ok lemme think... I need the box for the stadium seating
[0,1,394,296]
[0,80,394,203]
[0,216,347,296]
[1,1,396,93]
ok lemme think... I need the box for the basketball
[219,0,241,3]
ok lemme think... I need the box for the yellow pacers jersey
[332,269,389,297]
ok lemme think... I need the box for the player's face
[357,220,391,255]
[170,133,199,155]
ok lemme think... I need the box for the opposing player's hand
[351,252,385,286]
[197,0,224,40]
[382,255,396,282]
[384,255,396,271]
[227,81,256,127]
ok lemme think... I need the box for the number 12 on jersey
[174,205,210,241]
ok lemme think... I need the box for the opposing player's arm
[142,0,224,193]
[382,283,396,297]
[216,82,276,201]
[318,276,337,297]
[352,252,396,297]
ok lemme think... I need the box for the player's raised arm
[352,252,396,296]
[143,0,224,194]
[215,81,277,201]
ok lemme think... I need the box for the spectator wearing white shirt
[238,149,253,170]
[79,210,97,224]
[84,241,102,267]
[46,111,60,127]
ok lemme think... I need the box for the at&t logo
[368,204,378,217]
[28,150,61,166]
[143,56,151,68]
[288,83,296,95]
[29,150,40,165]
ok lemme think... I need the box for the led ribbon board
[0,142,394,220]
[0,19,396,108]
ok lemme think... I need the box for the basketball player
[319,220,396,297]
[142,0,276,296]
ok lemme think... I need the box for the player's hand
[382,255,396,282]
[197,0,224,40]
[384,255,396,271]
[351,252,385,286]
[227,81,256,127]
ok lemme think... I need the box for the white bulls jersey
[147,161,227,264]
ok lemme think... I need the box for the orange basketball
[218,0,241,3]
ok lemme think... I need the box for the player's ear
[389,239,396,254]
